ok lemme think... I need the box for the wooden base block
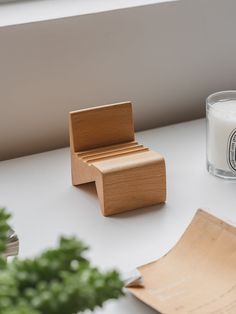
[100,156,166,216]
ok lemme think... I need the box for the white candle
[207,93,236,179]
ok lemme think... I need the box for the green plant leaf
[0,208,124,314]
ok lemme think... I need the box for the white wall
[1,0,236,160]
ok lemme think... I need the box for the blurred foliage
[0,208,123,314]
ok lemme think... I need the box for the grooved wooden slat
[87,147,149,164]
[78,141,138,158]
[81,144,145,161]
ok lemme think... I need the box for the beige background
[1,0,236,160]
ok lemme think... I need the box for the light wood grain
[69,102,166,216]
[70,102,134,152]
[129,209,236,314]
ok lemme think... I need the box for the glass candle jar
[206,91,236,179]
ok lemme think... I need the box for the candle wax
[207,100,236,173]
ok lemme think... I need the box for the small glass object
[206,91,236,179]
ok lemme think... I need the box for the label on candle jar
[207,99,236,177]
[227,128,236,173]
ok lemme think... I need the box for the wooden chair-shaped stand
[69,102,166,216]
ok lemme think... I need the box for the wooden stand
[69,102,166,216]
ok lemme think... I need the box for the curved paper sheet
[128,209,236,314]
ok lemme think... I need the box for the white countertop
[0,118,236,314]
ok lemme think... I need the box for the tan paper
[128,209,236,314]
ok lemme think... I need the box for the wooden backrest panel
[70,102,135,152]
